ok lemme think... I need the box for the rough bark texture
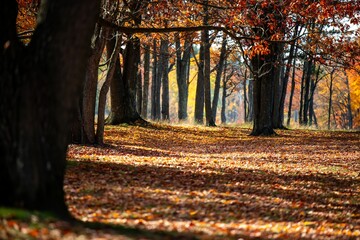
[0,0,99,216]
[250,45,277,136]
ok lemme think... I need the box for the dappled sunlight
[65,125,360,239]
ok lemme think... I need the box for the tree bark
[0,0,99,216]
[287,46,298,126]
[250,43,278,136]
[161,39,170,121]
[212,35,227,123]
[141,45,150,118]
[81,26,108,143]
[176,34,191,121]
[221,60,228,124]
[96,33,121,145]
[194,44,205,124]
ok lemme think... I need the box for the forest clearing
[2,125,359,239]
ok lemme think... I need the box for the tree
[0,0,99,216]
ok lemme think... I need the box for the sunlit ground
[66,124,360,239]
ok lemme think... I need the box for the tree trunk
[136,61,142,115]
[119,37,143,124]
[141,45,150,118]
[194,44,205,124]
[271,42,284,129]
[161,39,170,121]
[287,49,297,126]
[81,26,108,143]
[344,72,353,129]
[250,43,278,136]
[212,35,227,123]
[105,34,124,124]
[221,60,227,124]
[0,0,99,216]
[96,33,121,145]
[247,79,254,122]
[176,34,191,121]
[328,69,335,129]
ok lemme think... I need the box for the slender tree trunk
[328,69,335,129]
[287,49,297,126]
[221,60,228,124]
[194,44,205,124]
[106,34,124,125]
[96,33,121,144]
[136,61,142,114]
[151,39,158,120]
[248,79,254,122]
[302,59,313,125]
[81,26,108,143]
[161,39,170,121]
[212,35,227,123]
[0,0,99,216]
[243,77,247,123]
[142,45,150,118]
[344,72,353,129]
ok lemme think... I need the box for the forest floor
[1,124,359,239]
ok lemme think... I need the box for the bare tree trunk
[212,35,227,123]
[287,49,297,126]
[0,0,99,216]
[142,44,150,118]
[176,34,191,121]
[221,60,228,124]
[161,39,170,121]
[194,44,205,124]
[151,39,158,120]
[96,33,121,144]
[81,26,108,143]
[344,72,353,129]
[328,69,335,129]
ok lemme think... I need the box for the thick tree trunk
[212,36,227,123]
[0,0,99,216]
[176,34,191,121]
[141,45,150,119]
[250,44,277,136]
[119,37,143,124]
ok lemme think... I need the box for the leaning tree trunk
[96,33,121,145]
[81,26,108,143]
[0,0,99,216]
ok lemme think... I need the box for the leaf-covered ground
[2,125,359,239]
